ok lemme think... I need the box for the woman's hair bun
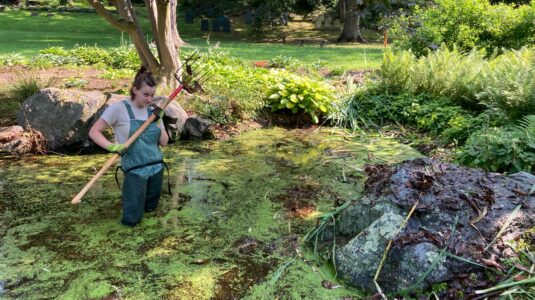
[136,65,151,76]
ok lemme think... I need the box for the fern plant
[517,115,535,133]
[457,115,535,173]
[476,48,535,119]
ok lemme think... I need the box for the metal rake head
[174,50,213,93]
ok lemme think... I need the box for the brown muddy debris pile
[333,158,535,297]
[0,125,47,155]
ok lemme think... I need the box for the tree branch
[86,0,134,32]
[115,0,160,71]
[144,0,161,58]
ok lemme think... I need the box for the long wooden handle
[71,86,185,204]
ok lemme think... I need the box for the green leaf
[290,94,298,103]
[268,93,280,100]
[286,102,294,109]
[311,114,319,124]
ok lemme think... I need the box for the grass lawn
[0,8,383,70]
[184,40,383,70]
[0,10,145,55]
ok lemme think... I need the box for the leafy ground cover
[335,46,535,174]
[0,128,420,299]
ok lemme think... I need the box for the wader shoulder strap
[123,100,136,120]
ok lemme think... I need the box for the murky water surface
[0,128,419,299]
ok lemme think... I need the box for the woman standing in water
[89,66,169,226]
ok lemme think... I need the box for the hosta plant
[266,71,336,124]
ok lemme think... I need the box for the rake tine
[173,60,198,81]
[184,49,200,59]
[182,60,203,80]
[178,54,204,77]
[180,66,212,93]
[192,66,213,85]
[183,53,202,71]
[182,68,208,87]
[181,49,200,64]
[179,61,207,85]
[185,55,203,75]
[173,50,201,80]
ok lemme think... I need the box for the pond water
[0,127,419,299]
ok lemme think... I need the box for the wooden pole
[71,86,184,204]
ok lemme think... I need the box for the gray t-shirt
[100,100,165,144]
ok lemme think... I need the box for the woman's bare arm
[89,118,114,149]
[158,121,169,146]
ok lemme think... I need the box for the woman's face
[132,82,156,108]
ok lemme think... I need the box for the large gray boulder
[17,88,106,150]
[334,158,535,294]
[182,116,213,140]
[153,96,188,142]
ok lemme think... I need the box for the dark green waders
[120,101,164,226]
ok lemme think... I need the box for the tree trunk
[169,0,186,49]
[86,0,182,86]
[337,0,345,21]
[338,0,367,43]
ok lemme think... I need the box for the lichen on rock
[333,158,535,294]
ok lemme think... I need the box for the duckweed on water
[0,128,420,299]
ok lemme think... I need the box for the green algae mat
[0,128,420,299]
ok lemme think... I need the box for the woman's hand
[105,143,127,155]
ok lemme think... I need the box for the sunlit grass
[0,9,384,69]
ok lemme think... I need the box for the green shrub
[39,47,70,56]
[311,59,327,70]
[200,46,242,66]
[186,95,242,125]
[266,70,336,124]
[0,53,25,66]
[327,67,345,77]
[63,77,87,88]
[390,0,535,55]
[69,45,112,66]
[268,55,300,69]
[29,54,81,68]
[109,46,141,70]
[456,116,535,173]
[98,68,135,80]
[196,49,269,123]
[38,45,139,69]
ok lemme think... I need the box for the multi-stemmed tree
[87,0,184,85]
